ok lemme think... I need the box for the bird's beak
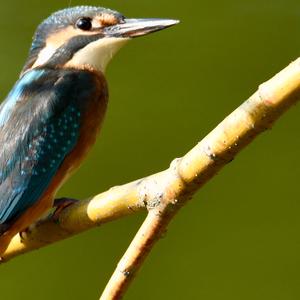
[104,18,180,38]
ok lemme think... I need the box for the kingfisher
[0,6,178,255]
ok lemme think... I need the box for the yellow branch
[100,58,300,299]
[2,179,146,261]
[1,57,300,285]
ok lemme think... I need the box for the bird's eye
[76,18,92,31]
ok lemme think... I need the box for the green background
[0,0,300,299]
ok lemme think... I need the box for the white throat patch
[65,37,130,73]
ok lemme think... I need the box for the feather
[0,68,99,224]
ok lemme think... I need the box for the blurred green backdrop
[0,0,300,299]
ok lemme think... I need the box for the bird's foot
[52,197,78,223]
[19,223,39,241]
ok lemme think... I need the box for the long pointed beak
[104,18,180,38]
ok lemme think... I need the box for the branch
[2,179,146,262]
[1,58,300,297]
[99,58,300,299]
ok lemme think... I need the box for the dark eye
[76,17,92,31]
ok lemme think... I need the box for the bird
[0,6,178,256]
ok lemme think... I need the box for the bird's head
[22,6,179,74]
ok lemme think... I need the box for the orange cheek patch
[31,26,100,68]
[96,14,119,27]
[47,26,96,46]
[46,26,78,47]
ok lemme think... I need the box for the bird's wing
[0,68,94,224]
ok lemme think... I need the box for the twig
[99,58,300,299]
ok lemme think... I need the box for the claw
[19,228,30,241]
[52,197,78,222]
[19,224,36,242]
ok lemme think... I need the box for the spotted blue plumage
[0,68,97,225]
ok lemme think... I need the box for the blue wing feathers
[0,70,45,127]
[0,68,95,224]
